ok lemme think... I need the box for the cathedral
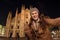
[4,5,31,38]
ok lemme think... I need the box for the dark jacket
[24,21,53,40]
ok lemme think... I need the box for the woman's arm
[44,17,60,26]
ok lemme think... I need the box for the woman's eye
[35,13,37,14]
[32,13,34,15]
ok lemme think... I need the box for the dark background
[0,0,60,26]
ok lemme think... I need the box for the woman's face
[31,11,39,21]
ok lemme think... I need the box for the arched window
[9,32,13,38]
[18,20,20,23]
[16,33,20,38]
[17,26,19,29]
[26,14,28,18]
[11,25,13,29]
[26,21,28,24]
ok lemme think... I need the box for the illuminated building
[4,5,31,38]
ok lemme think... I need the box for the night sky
[0,0,60,26]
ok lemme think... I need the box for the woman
[24,7,60,40]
